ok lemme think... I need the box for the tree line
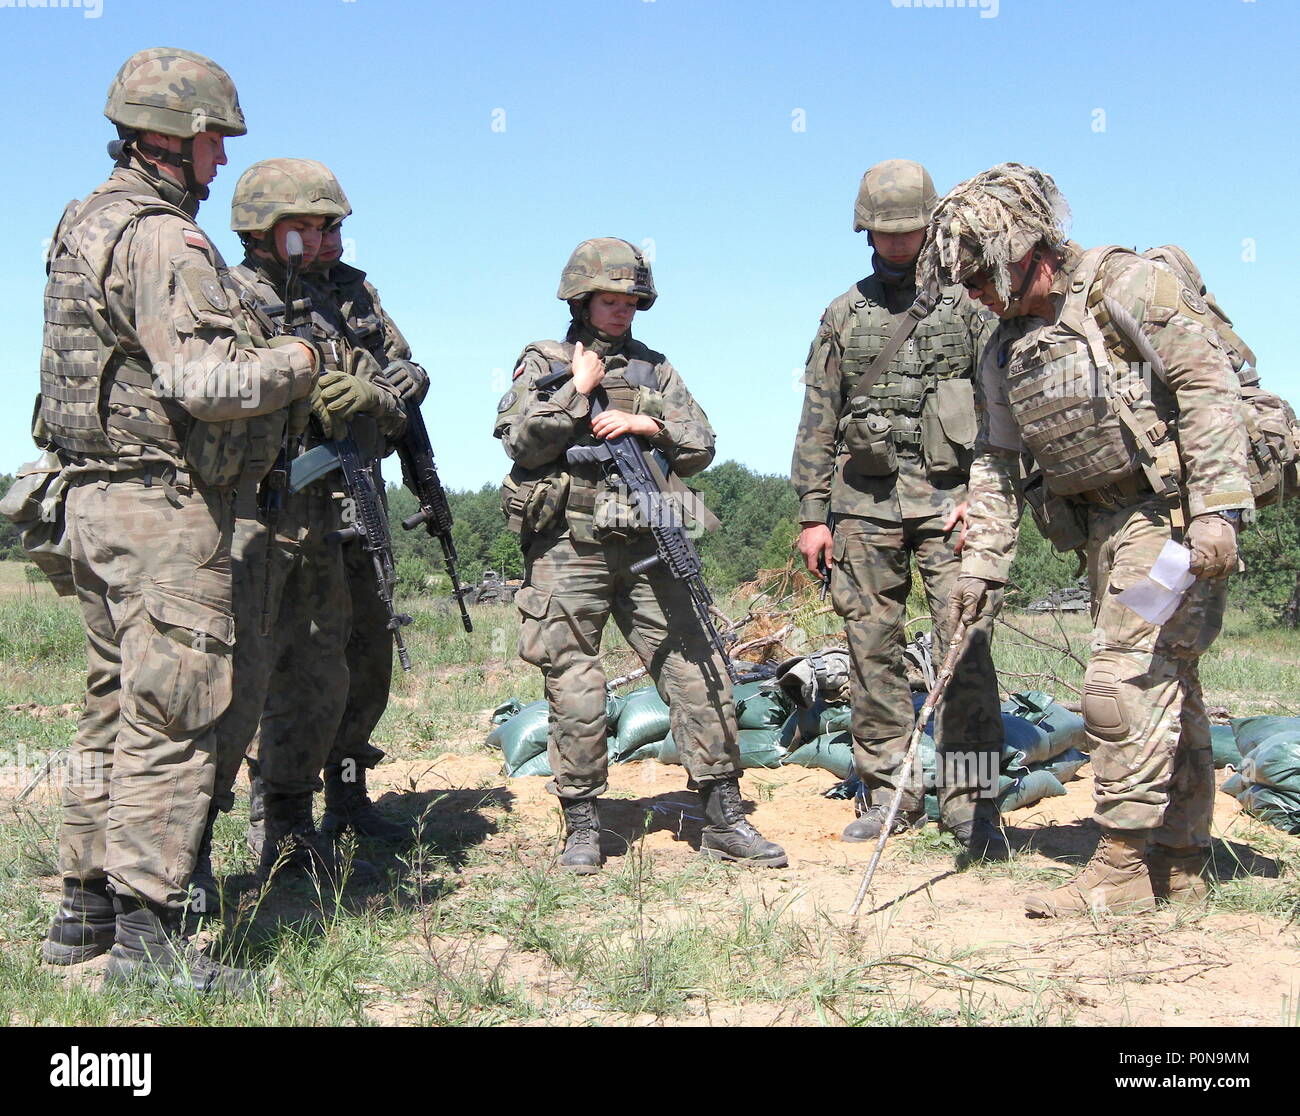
[5,467,1300,623]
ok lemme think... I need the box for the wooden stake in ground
[848,620,971,917]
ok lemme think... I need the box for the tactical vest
[1004,247,1181,501]
[328,265,389,364]
[838,280,975,476]
[40,183,278,487]
[230,264,385,464]
[500,340,664,544]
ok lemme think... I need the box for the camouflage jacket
[962,243,1255,583]
[41,162,317,482]
[791,265,993,525]
[493,331,716,542]
[229,257,407,461]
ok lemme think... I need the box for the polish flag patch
[183,230,210,251]
[512,364,527,380]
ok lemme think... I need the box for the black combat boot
[559,799,603,875]
[245,764,265,859]
[188,804,221,916]
[841,802,926,843]
[104,893,258,995]
[258,792,379,886]
[698,778,788,867]
[949,800,1011,864]
[320,763,408,844]
[42,877,116,965]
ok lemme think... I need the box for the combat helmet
[231,159,352,242]
[558,238,657,310]
[919,162,1071,306]
[104,47,246,200]
[853,159,938,234]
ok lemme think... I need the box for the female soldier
[493,238,787,873]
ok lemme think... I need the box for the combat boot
[698,778,788,867]
[841,802,925,843]
[258,792,379,886]
[188,804,220,916]
[320,763,408,845]
[1148,844,1212,905]
[559,799,603,875]
[948,801,1011,863]
[42,877,116,965]
[104,893,259,996]
[245,766,266,859]
[1025,830,1156,918]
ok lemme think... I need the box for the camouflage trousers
[60,476,236,910]
[323,508,393,777]
[831,513,1004,825]
[212,482,351,805]
[1083,499,1223,845]
[517,533,741,800]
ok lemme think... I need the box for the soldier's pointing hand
[570,341,605,394]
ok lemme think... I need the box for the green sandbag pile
[1219,717,1300,835]
[1211,724,1244,770]
[491,693,626,778]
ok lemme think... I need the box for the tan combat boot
[1147,844,1211,905]
[1025,830,1156,918]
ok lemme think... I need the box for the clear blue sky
[1,0,1295,492]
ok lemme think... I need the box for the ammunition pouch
[501,466,570,543]
[0,451,74,596]
[1020,467,1089,556]
[839,403,896,476]
[920,377,976,478]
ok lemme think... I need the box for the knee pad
[1083,654,1129,743]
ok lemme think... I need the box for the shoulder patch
[183,230,210,252]
[512,363,527,381]
[496,390,518,413]
[199,276,228,311]
[1180,287,1208,315]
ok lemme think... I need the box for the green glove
[316,370,383,421]
[310,379,346,442]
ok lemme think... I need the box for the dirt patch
[366,754,1300,1027]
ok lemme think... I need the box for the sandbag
[782,731,854,781]
[1220,771,1246,798]
[1033,747,1089,784]
[1002,692,1089,757]
[612,687,672,760]
[998,769,1067,812]
[510,752,553,778]
[1239,734,1300,792]
[1233,715,1300,758]
[734,683,793,730]
[1233,784,1300,835]
[652,728,787,770]
[489,699,550,775]
[1211,724,1245,770]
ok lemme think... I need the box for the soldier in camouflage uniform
[310,223,429,846]
[197,159,405,891]
[40,50,320,993]
[494,238,787,873]
[792,160,1008,859]
[924,163,1254,916]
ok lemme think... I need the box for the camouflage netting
[920,162,1071,304]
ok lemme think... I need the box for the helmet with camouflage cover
[919,162,1071,305]
[853,159,938,234]
[558,238,657,310]
[105,47,246,138]
[231,159,352,238]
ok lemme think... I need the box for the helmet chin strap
[1003,250,1041,316]
[133,134,208,202]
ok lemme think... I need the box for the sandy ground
[363,751,1300,1027]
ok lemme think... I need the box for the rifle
[290,435,415,671]
[818,511,835,601]
[258,229,308,637]
[394,398,472,632]
[565,389,738,685]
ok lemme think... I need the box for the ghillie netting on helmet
[919,162,1071,304]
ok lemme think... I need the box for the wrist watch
[1216,510,1242,524]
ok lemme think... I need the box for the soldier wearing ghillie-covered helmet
[38,48,322,995]
[921,162,1255,917]
[494,238,788,874]
[791,160,1006,861]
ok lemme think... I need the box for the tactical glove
[948,575,998,630]
[315,370,384,421]
[1186,513,1239,579]
[309,380,347,442]
[376,359,430,403]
